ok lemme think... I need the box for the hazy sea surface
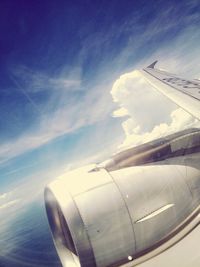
[0,200,62,267]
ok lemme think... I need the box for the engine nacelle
[45,164,200,267]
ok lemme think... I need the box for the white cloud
[112,107,129,118]
[111,67,200,150]
[0,78,114,164]
[0,193,7,200]
[111,70,176,133]
[0,199,20,210]
[11,65,82,93]
[119,108,199,149]
[0,189,14,201]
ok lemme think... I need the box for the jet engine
[45,163,200,267]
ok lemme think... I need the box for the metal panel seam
[108,171,137,254]
[68,190,97,267]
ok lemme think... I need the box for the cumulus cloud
[111,70,176,132]
[112,107,129,118]
[111,69,200,150]
[120,108,199,149]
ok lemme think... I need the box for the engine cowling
[44,164,200,267]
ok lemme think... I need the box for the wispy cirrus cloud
[0,73,114,164]
[0,189,14,201]
[0,199,20,210]
[1,0,200,164]
[11,65,82,93]
[0,193,7,200]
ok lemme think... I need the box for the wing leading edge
[140,61,200,120]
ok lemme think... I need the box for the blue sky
[0,0,200,208]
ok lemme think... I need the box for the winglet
[147,60,158,69]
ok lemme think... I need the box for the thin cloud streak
[11,65,82,93]
[10,75,41,114]
[0,81,114,164]
[0,199,20,210]
[0,193,7,200]
[1,3,200,163]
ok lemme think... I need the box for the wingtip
[147,60,158,69]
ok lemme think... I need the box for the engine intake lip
[44,187,81,267]
[44,178,96,267]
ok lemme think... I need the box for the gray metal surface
[110,165,197,254]
[75,182,135,266]
[137,223,200,267]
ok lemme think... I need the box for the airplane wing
[140,61,200,120]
